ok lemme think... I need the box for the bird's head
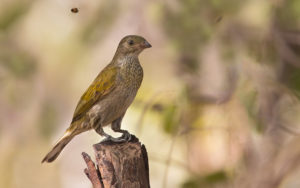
[116,35,151,56]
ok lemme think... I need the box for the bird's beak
[143,40,152,48]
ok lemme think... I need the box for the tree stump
[82,135,150,188]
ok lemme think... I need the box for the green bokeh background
[1,0,300,187]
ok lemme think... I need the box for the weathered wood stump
[82,135,150,188]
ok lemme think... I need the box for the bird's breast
[119,57,143,90]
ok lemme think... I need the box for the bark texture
[83,135,150,188]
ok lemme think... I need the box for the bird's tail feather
[42,130,74,163]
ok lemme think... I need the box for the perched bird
[42,35,151,163]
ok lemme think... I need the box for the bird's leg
[111,115,132,142]
[95,126,111,139]
[92,116,112,142]
[95,126,112,142]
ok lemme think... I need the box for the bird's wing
[71,64,118,123]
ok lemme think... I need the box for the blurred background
[2,0,300,187]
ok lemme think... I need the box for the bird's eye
[128,40,134,45]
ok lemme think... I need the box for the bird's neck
[112,53,139,67]
[113,47,142,61]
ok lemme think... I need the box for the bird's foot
[101,131,132,143]
[100,134,131,143]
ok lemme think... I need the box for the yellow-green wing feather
[71,64,118,123]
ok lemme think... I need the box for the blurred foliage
[240,90,264,133]
[2,0,300,187]
[0,50,37,79]
[284,65,300,94]
[162,103,179,134]
[275,0,300,30]
[158,0,300,187]
[274,0,300,93]
[0,1,33,31]
[38,101,59,140]
[182,171,228,188]
[161,0,242,71]
[80,1,120,44]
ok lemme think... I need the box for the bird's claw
[120,132,132,141]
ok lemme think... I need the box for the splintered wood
[82,135,150,188]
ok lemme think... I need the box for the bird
[42,35,151,163]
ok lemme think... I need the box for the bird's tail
[42,130,75,163]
